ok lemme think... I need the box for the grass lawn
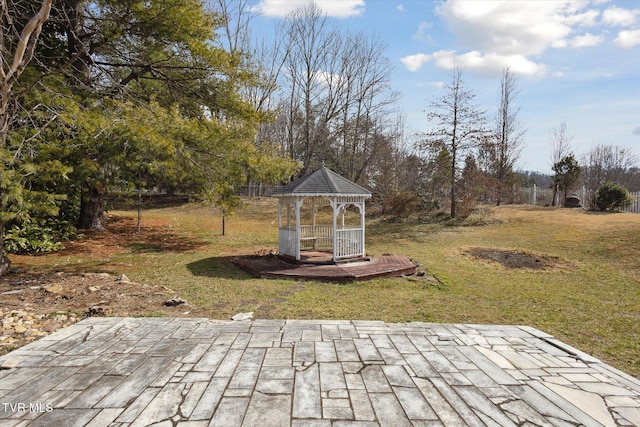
[11,197,640,379]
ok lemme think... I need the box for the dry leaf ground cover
[2,198,639,379]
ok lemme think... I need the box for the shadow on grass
[61,215,209,256]
[108,193,191,210]
[186,256,254,280]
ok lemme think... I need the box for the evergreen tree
[552,154,582,207]
[0,0,298,273]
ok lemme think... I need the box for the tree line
[2,1,638,273]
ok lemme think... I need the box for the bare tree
[421,68,486,218]
[333,31,398,183]
[212,0,254,54]
[581,145,638,208]
[487,68,525,205]
[548,121,573,206]
[277,4,335,175]
[275,4,399,181]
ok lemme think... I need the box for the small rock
[88,305,112,316]
[98,273,111,278]
[232,312,254,321]
[163,297,187,307]
[85,286,100,293]
[14,325,27,334]
[0,357,20,369]
[43,284,63,294]
[115,274,130,283]
[1,289,26,295]
[42,321,62,333]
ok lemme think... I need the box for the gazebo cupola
[272,167,372,262]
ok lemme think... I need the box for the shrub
[3,218,76,254]
[594,182,632,212]
[384,191,420,217]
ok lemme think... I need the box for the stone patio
[1,317,639,426]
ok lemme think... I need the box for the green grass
[11,198,640,379]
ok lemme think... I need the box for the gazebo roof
[272,166,371,197]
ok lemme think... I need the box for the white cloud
[413,21,432,41]
[402,1,619,77]
[434,1,598,56]
[602,6,639,26]
[313,70,344,88]
[400,53,431,72]
[251,0,364,18]
[570,32,604,47]
[430,50,546,77]
[615,29,640,48]
[417,81,445,88]
[397,4,406,12]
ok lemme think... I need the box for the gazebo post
[331,199,338,262]
[311,198,317,249]
[361,202,366,257]
[294,197,303,261]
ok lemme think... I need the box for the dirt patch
[0,211,236,356]
[466,247,564,270]
[0,271,198,355]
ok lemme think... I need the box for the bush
[594,182,632,212]
[384,191,420,217]
[3,218,76,254]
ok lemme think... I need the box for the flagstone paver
[1,318,640,426]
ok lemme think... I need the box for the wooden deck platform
[232,253,417,282]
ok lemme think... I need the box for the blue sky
[247,0,640,173]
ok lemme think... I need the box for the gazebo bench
[300,236,318,248]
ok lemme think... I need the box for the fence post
[532,184,537,205]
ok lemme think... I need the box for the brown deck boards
[232,253,416,282]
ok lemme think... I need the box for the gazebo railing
[279,227,298,258]
[300,225,333,248]
[279,225,363,260]
[335,228,363,259]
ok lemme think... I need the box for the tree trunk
[450,148,457,218]
[78,185,105,230]
[0,221,10,276]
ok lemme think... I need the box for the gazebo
[272,167,372,263]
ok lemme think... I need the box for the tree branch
[6,0,53,82]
